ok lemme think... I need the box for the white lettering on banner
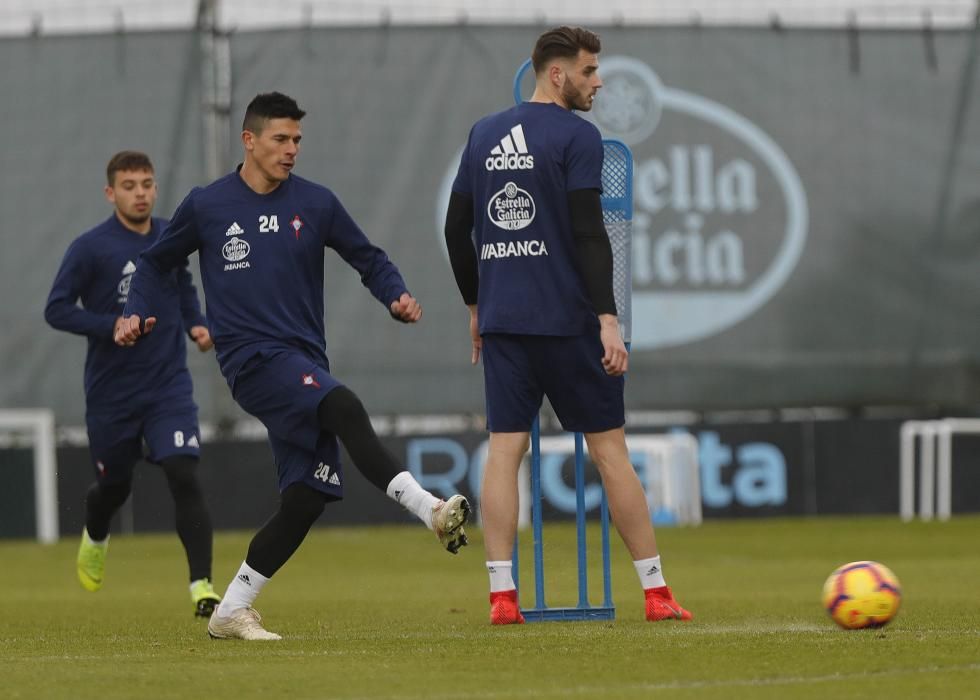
[580,55,808,350]
[636,146,758,215]
[436,55,809,351]
[633,212,745,287]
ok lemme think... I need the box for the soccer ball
[821,560,902,630]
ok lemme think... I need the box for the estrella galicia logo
[436,56,808,351]
[488,182,535,231]
[221,237,250,262]
[222,236,251,272]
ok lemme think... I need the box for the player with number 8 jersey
[118,92,471,641]
[45,150,221,618]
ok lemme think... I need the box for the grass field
[1,515,979,699]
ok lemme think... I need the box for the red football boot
[644,586,693,621]
[490,590,526,625]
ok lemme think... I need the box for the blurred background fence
[2,2,979,426]
[1,1,980,534]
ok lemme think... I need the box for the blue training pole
[531,415,546,610]
[574,432,589,609]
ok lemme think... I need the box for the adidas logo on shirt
[485,124,534,171]
[117,261,136,302]
[224,221,245,237]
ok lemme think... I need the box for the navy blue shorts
[481,333,625,433]
[86,396,200,485]
[232,348,345,498]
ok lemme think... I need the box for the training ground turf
[1,515,978,699]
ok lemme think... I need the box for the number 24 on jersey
[259,215,279,233]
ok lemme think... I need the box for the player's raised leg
[317,387,470,553]
[481,431,530,624]
[585,427,692,621]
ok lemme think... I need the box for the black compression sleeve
[317,387,402,492]
[568,189,618,316]
[444,191,479,305]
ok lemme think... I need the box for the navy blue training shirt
[452,101,604,336]
[124,170,409,387]
[45,215,207,411]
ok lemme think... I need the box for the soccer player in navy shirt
[444,27,692,624]
[116,93,470,641]
[45,151,222,617]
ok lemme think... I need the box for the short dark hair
[532,26,601,74]
[242,92,306,133]
[106,150,154,186]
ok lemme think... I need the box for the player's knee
[489,432,531,460]
[317,386,369,437]
[91,479,132,509]
[160,456,203,499]
[585,440,621,474]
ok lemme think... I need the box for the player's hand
[189,325,213,352]
[468,305,481,365]
[390,292,422,323]
[114,315,156,346]
[599,314,627,376]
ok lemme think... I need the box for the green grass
[2,516,979,699]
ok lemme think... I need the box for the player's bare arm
[468,304,481,365]
[389,292,422,323]
[598,314,627,376]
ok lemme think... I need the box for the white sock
[634,555,667,589]
[386,471,440,530]
[216,562,269,617]
[487,561,516,592]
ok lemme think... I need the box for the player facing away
[115,92,470,641]
[44,151,222,617]
[444,26,692,624]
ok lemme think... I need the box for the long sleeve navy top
[45,215,207,411]
[124,171,408,388]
